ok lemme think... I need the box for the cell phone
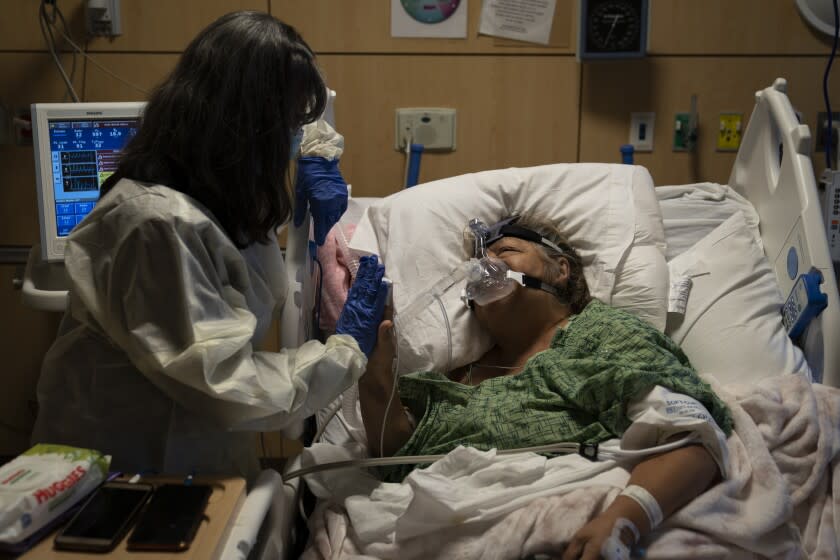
[126,483,212,552]
[54,481,154,552]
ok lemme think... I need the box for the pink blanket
[317,223,357,333]
[302,374,840,559]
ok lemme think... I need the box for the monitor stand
[22,245,69,312]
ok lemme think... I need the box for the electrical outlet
[629,112,655,152]
[87,0,122,37]
[395,108,456,151]
[816,112,840,153]
[717,112,743,152]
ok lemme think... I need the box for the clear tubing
[394,265,466,330]
[380,319,401,458]
[284,441,581,480]
[283,434,701,481]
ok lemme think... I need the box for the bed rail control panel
[822,169,840,264]
[782,270,829,339]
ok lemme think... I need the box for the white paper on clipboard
[479,0,557,45]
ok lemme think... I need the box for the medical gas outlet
[395,108,456,151]
[717,113,743,152]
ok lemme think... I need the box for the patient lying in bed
[358,214,732,556]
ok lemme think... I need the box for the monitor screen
[31,102,145,261]
[47,117,139,236]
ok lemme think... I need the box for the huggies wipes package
[0,444,110,544]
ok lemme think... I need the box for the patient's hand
[358,311,414,457]
[366,316,395,381]
[561,508,636,560]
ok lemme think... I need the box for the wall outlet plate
[87,0,122,37]
[629,112,654,152]
[717,112,743,152]
[395,108,456,151]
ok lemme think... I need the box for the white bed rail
[269,88,339,558]
[729,78,840,387]
[279,88,337,353]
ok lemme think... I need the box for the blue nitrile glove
[335,255,389,357]
[293,156,349,246]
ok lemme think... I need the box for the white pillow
[665,211,811,384]
[656,182,761,261]
[350,163,668,374]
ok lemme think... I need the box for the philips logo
[85,111,103,115]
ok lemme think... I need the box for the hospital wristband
[619,484,663,530]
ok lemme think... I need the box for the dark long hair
[101,11,327,246]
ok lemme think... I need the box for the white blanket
[301,375,840,559]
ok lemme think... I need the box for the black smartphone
[126,483,212,552]
[53,481,154,552]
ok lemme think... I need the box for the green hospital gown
[388,299,732,481]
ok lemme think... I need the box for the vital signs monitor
[31,102,145,262]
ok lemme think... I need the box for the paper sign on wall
[479,0,557,45]
[391,0,469,39]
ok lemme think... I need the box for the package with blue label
[0,444,110,548]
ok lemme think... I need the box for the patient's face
[475,236,568,321]
[471,237,550,315]
[486,236,547,279]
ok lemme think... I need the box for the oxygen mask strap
[506,270,561,298]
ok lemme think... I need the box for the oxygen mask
[461,216,564,308]
[463,256,519,306]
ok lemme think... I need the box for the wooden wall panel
[0,1,86,51]
[0,266,62,456]
[0,52,83,457]
[648,0,832,55]
[319,55,580,197]
[2,0,268,53]
[0,53,86,246]
[86,0,268,52]
[272,0,575,53]
[579,57,840,186]
[81,53,178,101]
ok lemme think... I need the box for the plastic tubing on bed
[282,434,700,481]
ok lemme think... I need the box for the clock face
[586,0,642,53]
[401,0,462,24]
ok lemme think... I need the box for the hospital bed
[236,78,840,559]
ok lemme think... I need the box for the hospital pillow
[665,211,811,384]
[656,182,761,261]
[350,163,668,374]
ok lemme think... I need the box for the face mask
[463,256,517,306]
[289,128,303,160]
[462,255,560,307]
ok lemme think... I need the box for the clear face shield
[461,216,565,308]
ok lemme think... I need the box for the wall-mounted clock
[401,0,462,24]
[578,0,649,60]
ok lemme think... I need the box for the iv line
[283,434,700,481]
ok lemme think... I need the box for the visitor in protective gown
[30,11,389,480]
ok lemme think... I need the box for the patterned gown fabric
[386,299,733,481]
